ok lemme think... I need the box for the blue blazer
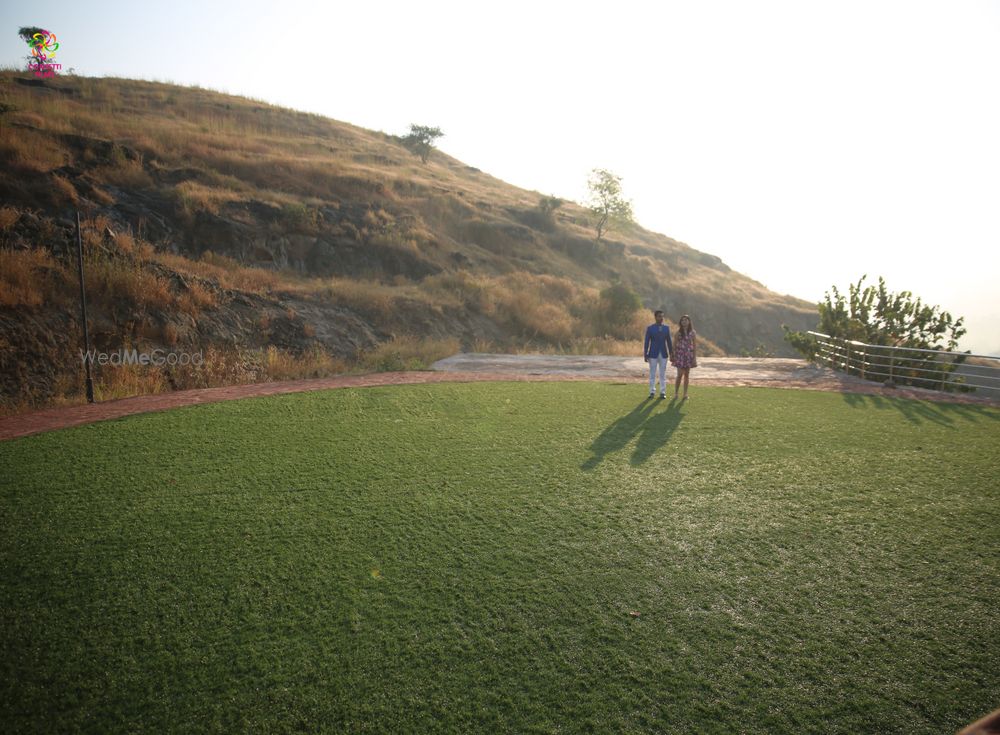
[644,323,673,359]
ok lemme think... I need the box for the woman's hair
[678,314,694,336]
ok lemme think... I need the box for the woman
[670,314,697,400]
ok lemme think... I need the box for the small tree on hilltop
[784,275,968,389]
[401,124,444,164]
[587,168,634,241]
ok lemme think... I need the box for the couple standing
[643,310,697,400]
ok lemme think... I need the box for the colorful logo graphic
[25,28,61,78]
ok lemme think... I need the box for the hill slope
[0,72,816,410]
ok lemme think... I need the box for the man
[643,309,673,398]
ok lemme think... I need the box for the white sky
[3,0,998,354]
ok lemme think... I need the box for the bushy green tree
[586,169,633,241]
[596,282,642,338]
[784,275,968,389]
[400,124,443,164]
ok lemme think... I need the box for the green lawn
[2,383,998,733]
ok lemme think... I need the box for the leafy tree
[401,124,443,164]
[523,195,563,231]
[586,169,634,241]
[596,282,642,338]
[784,275,968,389]
[537,195,563,218]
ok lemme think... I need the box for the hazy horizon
[2,0,997,354]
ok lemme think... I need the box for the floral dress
[673,329,697,369]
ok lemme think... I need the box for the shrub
[596,282,642,338]
[358,336,460,372]
[93,158,153,189]
[0,206,21,231]
[0,247,59,307]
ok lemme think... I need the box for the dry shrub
[229,267,282,294]
[8,111,46,128]
[94,159,153,189]
[421,270,490,310]
[152,251,282,295]
[177,281,217,315]
[0,126,68,172]
[502,290,574,343]
[565,337,644,356]
[135,240,156,260]
[92,343,171,401]
[323,277,396,319]
[420,271,589,344]
[174,180,243,215]
[358,336,460,372]
[129,133,166,162]
[133,343,347,390]
[86,259,172,312]
[262,345,349,381]
[188,281,216,309]
[196,251,282,293]
[0,207,20,231]
[0,248,59,307]
[111,232,136,256]
[161,322,180,346]
[89,186,116,206]
[531,274,579,303]
[484,272,586,344]
[370,233,420,257]
[168,346,264,389]
[468,338,498,353]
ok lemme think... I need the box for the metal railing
[808,331,1000,398]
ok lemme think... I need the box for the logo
[25,28,60,78]
[80,349,205,367]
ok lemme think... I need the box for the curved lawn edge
[2,369,996,442]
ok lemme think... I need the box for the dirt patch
[2,355,995,442]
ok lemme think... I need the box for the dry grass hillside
[0,71,816,413]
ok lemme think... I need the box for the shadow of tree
[842,392,1000,427]
[582,397,684,469]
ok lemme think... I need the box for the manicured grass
[2,383,998,733]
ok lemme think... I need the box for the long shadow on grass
[842,392,1000,427]
[581,396,684,469]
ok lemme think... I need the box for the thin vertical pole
[76,211,95,403]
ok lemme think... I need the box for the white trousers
[648,355,667,394]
